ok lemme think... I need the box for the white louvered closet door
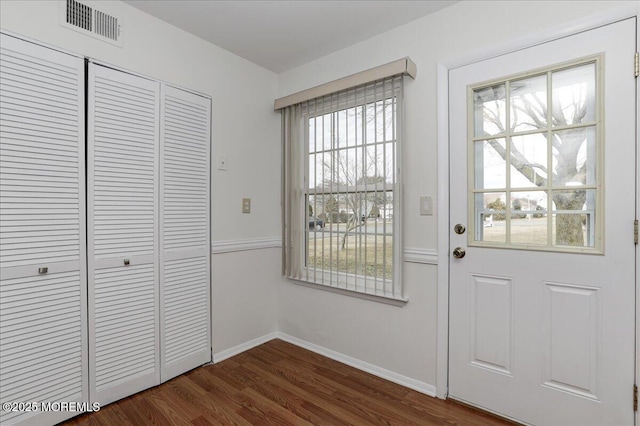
[0,34,88,425]
[160,85,211,381]
[87,63,160,405]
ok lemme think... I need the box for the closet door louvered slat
[88,64,160,405]
[0,34,88,426]
[160,85,211,381]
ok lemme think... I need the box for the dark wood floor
[62,339,512,425]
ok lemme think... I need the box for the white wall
[0,0,282,354]
[211,248,279,354]
[276,0,638,392]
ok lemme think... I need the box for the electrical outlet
[242,198,251,214]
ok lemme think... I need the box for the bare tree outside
[474,62,597,247]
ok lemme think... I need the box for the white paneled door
[0,34,88,425]
[449,19,636,425]
[159,85,211,382]
[88,63,161,405]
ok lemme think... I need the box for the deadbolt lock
[454,224,466,235]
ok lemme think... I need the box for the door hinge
[634,384,638,411]
[635,52,639,78]
[634,220,638,245]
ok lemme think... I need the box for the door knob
[454,224,466,234]
[452,247,466,259]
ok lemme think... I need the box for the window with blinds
[282,75,404,300]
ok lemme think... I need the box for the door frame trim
[435,3,640,401]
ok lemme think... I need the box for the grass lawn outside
[307,220,393,280]
[481,216,590,247]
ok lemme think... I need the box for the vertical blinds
[282,75,405,299]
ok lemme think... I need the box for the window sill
[286,277,409,307]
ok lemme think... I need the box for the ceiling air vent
[59,0,123,47]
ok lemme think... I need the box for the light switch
[420,196,433,216]
[242,198,251,214]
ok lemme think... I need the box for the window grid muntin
[468,56,602,252]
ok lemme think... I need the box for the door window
[469,57,601,252]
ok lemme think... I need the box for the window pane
[474,138,506,189]
[552,126,596,186]
[336,108,350,149]
[552,63,596,126]
[320,113,332,151]
[364,102,378,144]
[354,105,364,147]
[364,145,393,183]
[308,193,325,226]
[384,98,396,141]
[328,147,353,185]
[309,117,316,153]
[383,143,394,183]
[510,191,548,245]
[510,133,548,188]
[474,84,506,137]
[510,75,547,132]
[309,153,323,189]
[552,189,595,247]
[307,234,393,280]
[475,192,506,242]
[307,191,394,281]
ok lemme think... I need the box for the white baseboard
[212,331,436,397]
[212,332,279,363]
[276,333,436,397]
[279,333,437,396]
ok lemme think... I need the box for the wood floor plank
[190,415,216,426]
[180,373,251,425]
[61,339,514,426]
[240,352,375,425]
[240,386,314,425]
[188,370,261,425]
[118,395,174,426]
[146,387,193,426]
[314,365,453,424]
[236,362,353,425]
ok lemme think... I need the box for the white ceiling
[123,1,459,73]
